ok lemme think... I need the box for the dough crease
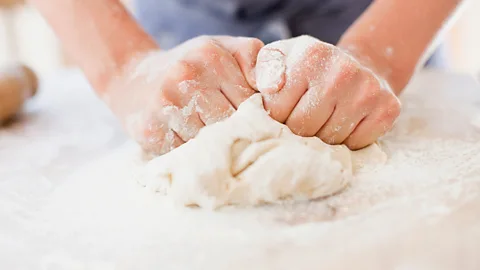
[139,94,362,209]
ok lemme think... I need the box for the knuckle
[168,61,202,82]
[193,38,223,59]
[389,97,402,115]
[156,86,175,104]
[356,78,381,105]
[244,38,265,64]
[318,85,341,102]
[388,105,401,122]
[322,86,337,100]
[302,43,332,65]
[201,45,220,58]
[354,97,371,109]
[375,106,400,133]
[131,117,169,155]
[363,73,382,92]
[178,79,206,96]
[305,43,324,56]
[335,58,361,83]
[343,57,361,76]
[381,95,402,120]
[356,91,377,107]
[183,35,213,51]
[376,112,394,126]
[245,37,265,50]
[377,119,394,134]
[230,38,264,67]
[194,35,212,44]
[319,55,359,91]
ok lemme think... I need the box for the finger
[162,51,242,136]
[258,36,335,123]
[343,107,398,150]
[161,98,206,142]
[168,79,235,133]
[284,84,336,137]
[214,36,265,89]
[189,39,255,108]
[342,75,401,149]
[160,61,203,107]
[130,113,185,156]
[343,118,386,150]
[315,105,367,145]
[219,79,256,109]
[316,76,378,144]
[285,56,361,137]
[195,89,236,125]
[142,129,185,156]
[150,69,205,142]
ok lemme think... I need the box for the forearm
[29,0,158,93]
[338,0,463,94]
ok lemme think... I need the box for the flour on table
[138,94,385,209]
[4,71,480,270]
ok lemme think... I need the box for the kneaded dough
[139,94,378,209]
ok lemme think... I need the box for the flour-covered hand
[105,36,263,155]
[255,35,401,150]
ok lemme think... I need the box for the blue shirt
[134,0,373,49]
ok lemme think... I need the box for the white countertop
[1,69,480,269]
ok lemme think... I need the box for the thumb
[255,41,288,94]
[213,36,264,90]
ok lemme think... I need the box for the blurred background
[0,0,479,79]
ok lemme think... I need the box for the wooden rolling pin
[0,64,38,124]
[0,0,25,9]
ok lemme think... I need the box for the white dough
[139,94,356,209]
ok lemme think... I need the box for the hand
[105,36,264,155]
[255,35,401,150]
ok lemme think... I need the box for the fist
[105,36,264,155]
[255,35,401,150]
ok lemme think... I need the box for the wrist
[101,50,166,116]
[338,39,412,95]
[94,34,159,95]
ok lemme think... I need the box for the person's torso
[134,0,373,48]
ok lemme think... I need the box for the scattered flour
[1,68,480,269]
[472,114,480,130]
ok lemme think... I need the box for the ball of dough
[139,94,353,209]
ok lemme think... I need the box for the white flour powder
[1,70,479,269]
